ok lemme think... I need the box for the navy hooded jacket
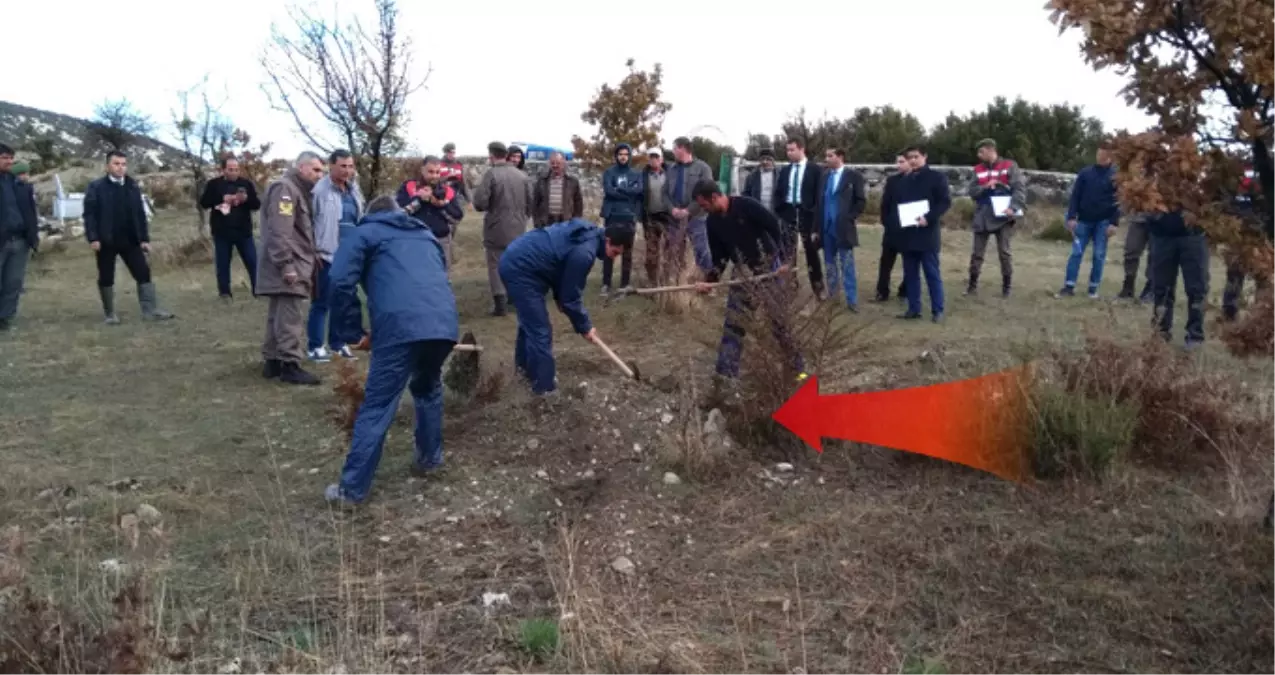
[600,143,644,222]
[1066,163,1121,226]
[1144,210,1203,238]
[329,209,459,350]
[499,218,605,335]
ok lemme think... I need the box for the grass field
[1,207,1272,673]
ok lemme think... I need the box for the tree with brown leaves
[571,59,672,168]
[1049,0,1274,356]
[261,0,428,196]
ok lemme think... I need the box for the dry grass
[1,206,1271,673]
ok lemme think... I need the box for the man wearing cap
[742,148,779,213]
[472,141,534,316]
[641,147,672,285]
[440,143,470,206]
[965,138,1026,297]
[0,146,39,331]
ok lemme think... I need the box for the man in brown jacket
[532,151,583,228]
[259,151,326,385]
[472,141,533,316]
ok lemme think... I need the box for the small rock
[526,439,541,450]
[378,535,392,543]
[610,556,636,575]
[633,443,643,453]
[703,408,726,435]
[775,462,794,473]
[534,469,549,480]
[99,558,128,573]
[107,478,140,492]
[481,592,511,607]
[660,412,675,425]
[135,503,162,523]
[495,668,518,675]
[662,472,681,485]
[582,469,595,479]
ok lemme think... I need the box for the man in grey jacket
[662,137,714,283]
[473,141,534,317]
[307,149,367,361]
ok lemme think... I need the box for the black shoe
[896,312,922,320]
[932,312,945,323]
[1223,305,1239,322]
[964,282,977,296]
[1117,279,1135,299]
[872,293,889,303]
[490,294,507,317]
[0,318,10,332]
[262,359,282,379]
[847,303,859,313]
[1001,279,1011,298]
[1055,286,1076,298]
[279,361,321,386]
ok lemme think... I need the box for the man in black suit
[774,138,825,296]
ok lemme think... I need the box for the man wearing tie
[775,139,825,297]
[814,147,867,311]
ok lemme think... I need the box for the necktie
[825,172,836,224]
[790,164,800,204]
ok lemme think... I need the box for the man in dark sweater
[893,145,951,323]
[691,180,806,384]
[874,153,910,302]
[83,151,174,324]
[199,157,261,299]
[0,144,40,331]
[1057,142,1121,299]
[1145,209,1209,348]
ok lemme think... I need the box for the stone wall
[453,157,1077,216]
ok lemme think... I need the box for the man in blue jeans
[0,146,39,331]
[308,149,367,361]
[324,196,458,506]
[198,157,260,299]
[813,147,867,312]
[1057,142,1121,299]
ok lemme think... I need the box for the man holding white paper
[965,139,1026,298]
[894,145,951,323]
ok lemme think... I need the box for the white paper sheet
[990,195,1012,215]
[898,200,930,227]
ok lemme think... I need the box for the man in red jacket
[440,143,470,206]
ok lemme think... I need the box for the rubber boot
[138,282,174,320]
[490,294,507,317]
[964,272,978,296]
[1117,276,1135,299]
[262,359,282,379]
[1001,275,1012,298]
[99,286,121,325]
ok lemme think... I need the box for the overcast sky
[5,0,1156,159]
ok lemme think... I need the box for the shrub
[150,236,212,270]
[1030,383,1138,478]
[946,196,976,227]
[1034,214,1073,241]
[517,618,560,661]
[863,190,883,223]
[141,175,188,211]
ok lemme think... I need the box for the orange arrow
[772,366,1034,482]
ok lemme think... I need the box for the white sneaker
[307,346,332,362]
[333,345,357,360]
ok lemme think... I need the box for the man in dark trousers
[1145,209,1209,348]
[498,219,629,395]
[691,180,806,385]
[1118,213,1154,302]
[641,147,672,285]
[662,137,715,282]
[875,153,910,302]
[473,141,534,317]
[0,144,39,331]
[532,151,584,228]
[775,139,825,296]
[742,148,779,213]
[813,147,867,311]
[440,143,471,206]
[83,151,175,324]
[398,156,464,270]
[894,145,951,323]
[965,138,1026,297]
[199,157,261,300]
[599,142,644,295]
[324,196,459,506]
[1221,165,1268,321]
[1057,142,1121,299]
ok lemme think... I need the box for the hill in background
[0,100,188,172]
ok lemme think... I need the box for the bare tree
[88,99,155,153]
[260,0,428,195]
[173,77,235,236]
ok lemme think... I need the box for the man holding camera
[396,156,463,268]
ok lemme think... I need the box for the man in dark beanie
[83,151,175,324]
[742,148,779,213]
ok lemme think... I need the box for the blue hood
[360,209,428,230]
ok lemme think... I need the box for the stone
[610,555,636,575]
[662,472,682,485]
[135,503,162,523]
[775,463,794,473]
[703,408,726,435]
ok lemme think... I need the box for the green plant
[902,655,948,674]
[1035,216,1073,242]
[946,196,976,227]
[517,618,560,660]
[1031,383,1138,478]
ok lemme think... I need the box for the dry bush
[656,370,736,480]
[330,359,365,439]
[1219,279,1275,359]
[472,370,505,405]
[1050,335,1272,469]
[141,174,190,211]
[150,235,212,270]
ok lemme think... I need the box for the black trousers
[780,217,824,292]
[876,242,908,299]
[96,241,151,287]
[1149,233,1208,343]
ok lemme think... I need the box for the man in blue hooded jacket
[324,195,460,505]
[499,219,631,395]
[599,143,644,295]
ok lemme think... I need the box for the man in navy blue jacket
[893,145,951,323]
[600,143,643,294]
[0,145,39,331]
[499,219,630,395]
[1057,142,1121,298]
[324,196,460,505]
[1145,209,1209,348]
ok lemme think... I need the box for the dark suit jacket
[775,160,822,233]
[532,173,584,228]
[813,167,867,248]
[741,168,778,209]
[83,175,150,247]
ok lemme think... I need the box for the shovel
[591,334,641,381]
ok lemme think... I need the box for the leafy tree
[927,97,1105,171]
[22,138,65,171]
[690,136,737,180]
[218,129,276,190]
[87,99,155,153]
[778,106,928,163]
[744,132,787,160]
[780,108,854,159]
[572,59,672,168]
[1049,0,1274,356]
